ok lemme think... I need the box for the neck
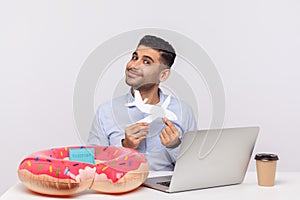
[132,84,160,105]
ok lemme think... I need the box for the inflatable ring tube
[18,146,149,195]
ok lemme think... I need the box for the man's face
[125,45,166,89]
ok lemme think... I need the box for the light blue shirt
[88,89,197,171]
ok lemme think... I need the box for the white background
[1,0,300,196]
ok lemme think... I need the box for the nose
[127,59,143,70]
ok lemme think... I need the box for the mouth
[127,69,142,78]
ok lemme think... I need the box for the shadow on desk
[18,183,147,198]
[1,173,299,200]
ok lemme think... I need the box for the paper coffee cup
[255,153,279,186]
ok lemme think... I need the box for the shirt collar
[126,88,166,106]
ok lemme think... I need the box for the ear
[159,68,171,82]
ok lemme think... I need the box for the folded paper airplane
[125,90,178,124]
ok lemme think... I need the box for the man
[88,35,197,171]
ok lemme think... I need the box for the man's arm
[161,108,197,163]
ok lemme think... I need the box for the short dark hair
[137,35,176,68]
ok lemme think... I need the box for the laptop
[143,126,260,193]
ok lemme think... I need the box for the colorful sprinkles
[19,146,148,184]
[55,168,60,176]
[113,150,118,156]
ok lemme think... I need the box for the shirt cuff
[166,144,181,162]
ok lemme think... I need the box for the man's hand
[160,118,181,148]
[122,122,149,149]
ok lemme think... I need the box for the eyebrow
[143,55,154,62]
[132,52,155,63]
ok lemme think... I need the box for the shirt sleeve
[165,103,197,163]
[87,106,109,146]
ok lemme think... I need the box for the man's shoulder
[169,95,192,110]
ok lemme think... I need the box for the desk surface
[1,172,299,200]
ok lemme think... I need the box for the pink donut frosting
[18,146,148,183]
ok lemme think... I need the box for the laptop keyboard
[157,181,171,187]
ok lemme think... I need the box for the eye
[131,55,138,60]
[143,60,151,65]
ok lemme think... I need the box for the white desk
[0,172,299,200]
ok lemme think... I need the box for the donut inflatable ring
[18,146,149,195]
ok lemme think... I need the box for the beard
[125,75,159,91]
[125,77,157,90]
[125,68,160,90]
